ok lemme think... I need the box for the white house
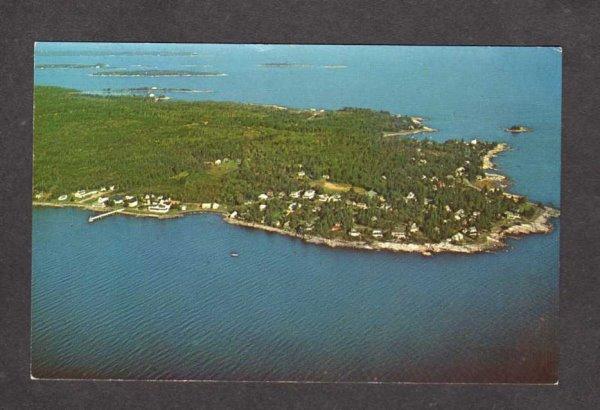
[451,232,464,243]
[258,193,269,200]
[259,204,267,211]
[148,203,170,213]
[58,194,68,201]
[349,229,361,238]
[211,203,220,210]
[372,229,383,238]
[297,171,306,177]
[201,203,212,209]
[229,211,238,219]
[214,159,222,165]
[410,223,419,233]
[290,190,302,199]
[302,189,316,199]
[128,199,138,207]
[98,196,109,204]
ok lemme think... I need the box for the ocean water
[32,43,561,382]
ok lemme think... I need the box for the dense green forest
[33,86,538,244]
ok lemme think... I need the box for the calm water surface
[32,44,561,382]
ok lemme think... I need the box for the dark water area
[32,44,561,382]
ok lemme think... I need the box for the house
[355,202,368,210]
[317,194,329,202]
[100,187,107,192]
[297,171,306,177]
[468,226,478,237]
[74,190,86,198]
[366,190,378,198]
[330,223,342,232]
[258,193,269,201]
[372,229,383,238]
[322,174,330,180]
[451,232,464,243]
[349,229,361,237]
[214,159,222,165]
[470,139,478,145]
[112,195,124,205]
[58,194,68,201]
[290,190,302,199]
[406,192,416,201]
[201,203,212,209]
[410,223,419,233]
[109,185,115,191]
[148,203,170,213]
[211,203,220,210]
[302,189,316,200]
[98,196,109,204]
[128,199,139,207]
[125,195,135,201]
[391,231,406,240]
[181,205,187,211]
[259,204,267,211]
[331,194,341,202]
[229,211,238,219]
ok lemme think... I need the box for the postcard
[32,43,560,383]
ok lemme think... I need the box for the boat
[230,252,239,257]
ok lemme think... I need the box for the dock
[88,208,125,223]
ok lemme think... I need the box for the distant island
[98,87,215,95]
[36,63,108,69]
[505,124,532,133]
[91,70,226,77]
[259,63,313,68]
[33,86,558,255]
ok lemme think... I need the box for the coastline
[224,205,558,256]
[33,143,558,257]
[382,124,437,138]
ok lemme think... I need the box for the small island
[505,124,532,133]
[33,86,558,255]
[36,63,108,69]
[91,70,227,77]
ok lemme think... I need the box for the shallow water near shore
[32,44,560,382]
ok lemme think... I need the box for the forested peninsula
[33,86,558,255]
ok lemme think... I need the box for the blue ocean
[32,43,561,382]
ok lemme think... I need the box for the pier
[88,208,125,223]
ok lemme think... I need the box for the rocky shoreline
[224,206,558,256]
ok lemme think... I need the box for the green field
[33,86,538,243]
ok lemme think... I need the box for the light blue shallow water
[32,44,561,382]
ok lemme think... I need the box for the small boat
[230,252,239,257]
